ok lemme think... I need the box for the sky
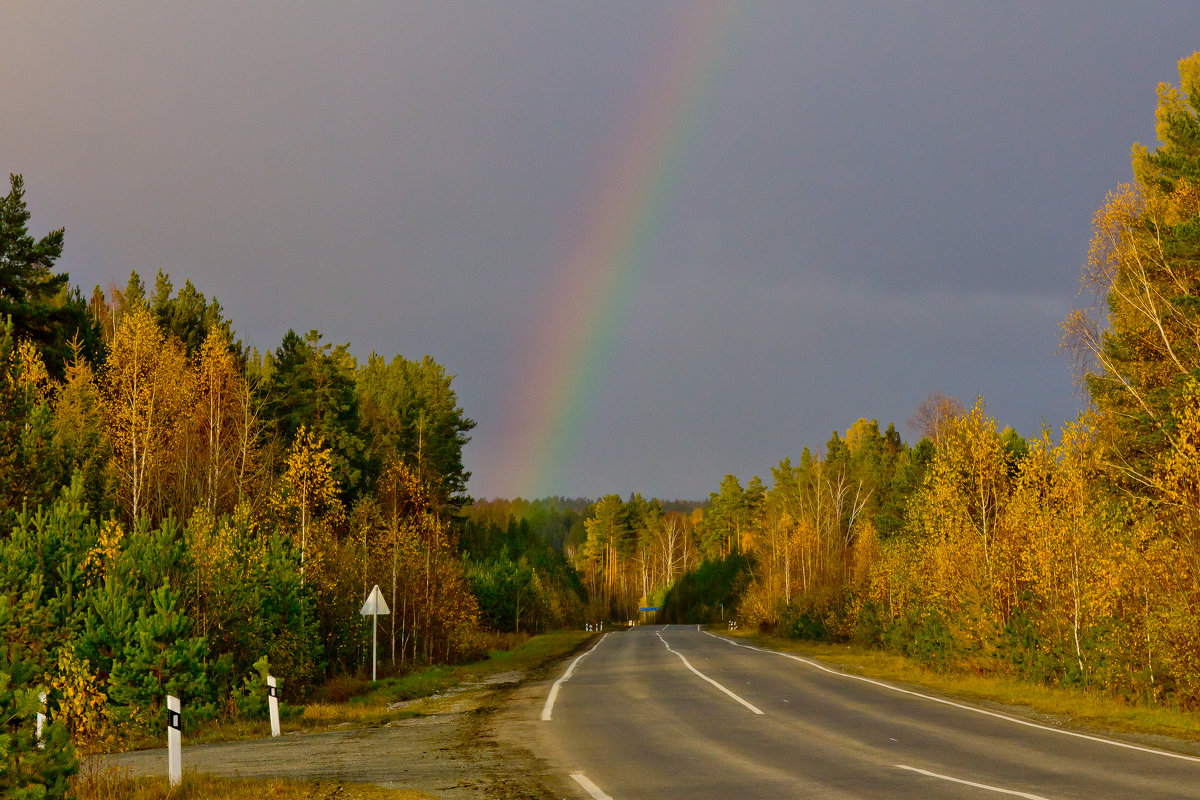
[4,2,1200,501]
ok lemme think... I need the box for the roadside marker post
[36,691,46,749]
[267,675,280,737]
[166,695,182,787]
[359,584,391,682]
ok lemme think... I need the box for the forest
[0,163,596,788]
[4,47,1200,798]
[558,53,1200,710]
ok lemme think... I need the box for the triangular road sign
[359,584,390,616]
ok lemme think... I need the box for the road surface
[521,625,1200,799]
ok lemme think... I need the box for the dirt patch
[100,642,593,799]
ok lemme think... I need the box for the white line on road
[542,633,609,721]
[657,631,763,714]
[704,630,1200,764]
[571,771,615,800]
[895,764,1051,799]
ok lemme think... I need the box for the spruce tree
[0,175,98,376]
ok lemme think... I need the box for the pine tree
[0,317,60,529]
[357,353,476,504]
[1064,52,1200,489]
[262,330,367,497]
[0,174,98,377]
[0,667,76,800]
[108,583,212,731]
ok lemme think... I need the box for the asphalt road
[527,625,1200,799]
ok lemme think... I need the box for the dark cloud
[3,2,1197,498]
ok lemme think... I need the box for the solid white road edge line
[657,630,764,714]
[894,764,1050,800]
[704,630,1200,764]
[541,633,609,721]
[571,771,615,800]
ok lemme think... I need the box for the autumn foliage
[8,50,1200,798]
[0,225,487,783]
[662,53,1200,708]
[562,52,1200,709]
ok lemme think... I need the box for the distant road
[525,625,1200,799]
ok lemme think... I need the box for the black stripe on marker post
[268,686,278,698]
[168,710,182,730]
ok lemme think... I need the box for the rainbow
[502,3,741,498]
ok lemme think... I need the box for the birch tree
[98,306,190,522]
[1064,52,1200,492]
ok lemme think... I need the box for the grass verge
[295,629,594,730]
[724,629,1200,743]
[73,766,431,800]
[120,630,595,748]
[85,631,594,797]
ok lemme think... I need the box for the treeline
[0,167,567,777]
[564,417,947,625]
[574,494,705,620]
[458,498,589,632]
[635,53,1200,708]
[460,495,706,628]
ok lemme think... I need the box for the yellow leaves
[274,425,343,583]
[1012,424,1115,613]
[98,305,192,521]
[10,338,51,399]
[192,326,254,515]
[52,341,101,452]
[196,327,237,389]
[844,418,875,453]
[849,520,877,592]
[50,645,114,749]
[1178,50,1200,98]
[1083,183,1143,290]
[897,399,1018,643]
[276,426,342,520]
[1169,178,1200,221]
[377,457,433,522]
[1156,387,1200,528]
[919,400,1006,554]
[1132,52,1200,193]
[186,506,252,574]
[1153,81,1189,156]
[1150,52,1200,160]
[80,519,124,586]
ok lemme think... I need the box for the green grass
[296,630,592,729]
[122,630,595,749]
[462,629,594,677]
[724,629,1200,743]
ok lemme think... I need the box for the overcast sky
[5,2,1199,500]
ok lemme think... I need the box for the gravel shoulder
[101,645,590,799]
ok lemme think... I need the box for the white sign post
[166,694,182,787]
[267,675,280,738]
[359,584,391,682]
[36,691,47,749]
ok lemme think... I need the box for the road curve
[525,625,1200,799]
